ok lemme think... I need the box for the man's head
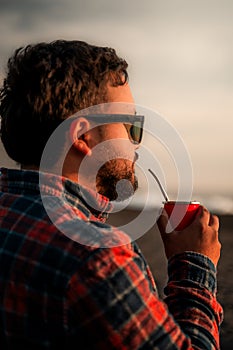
[0,40,128,166]
[0,39,142,201]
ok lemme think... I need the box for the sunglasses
[83,114,144,144]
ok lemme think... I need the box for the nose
[134,152,139,162]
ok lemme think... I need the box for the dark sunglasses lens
[130,121,143,144]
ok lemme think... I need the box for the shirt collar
[0,167,112,221]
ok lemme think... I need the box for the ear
[69,117,92,156]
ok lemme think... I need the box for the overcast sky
[0,0,232,200]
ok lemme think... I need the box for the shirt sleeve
[163,252,223,349]
[66,243,223,349]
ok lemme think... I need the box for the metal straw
[148,169,169,202]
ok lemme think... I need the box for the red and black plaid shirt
[0,168,223,349]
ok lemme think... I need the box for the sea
[113,192,233,216]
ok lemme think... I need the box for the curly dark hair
[0,40,128,166]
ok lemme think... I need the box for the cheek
[88,126,104,148]
[104,124,128,141]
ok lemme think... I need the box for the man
[0,40,223,349]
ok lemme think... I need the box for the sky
[0,0,232,206]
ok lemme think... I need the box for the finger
[197,206,219,233]
[209,214,219,230]
[198,206,210,226]
[192,205,204,222]
[199,206,219,228]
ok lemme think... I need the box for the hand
[157,206,221,267]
